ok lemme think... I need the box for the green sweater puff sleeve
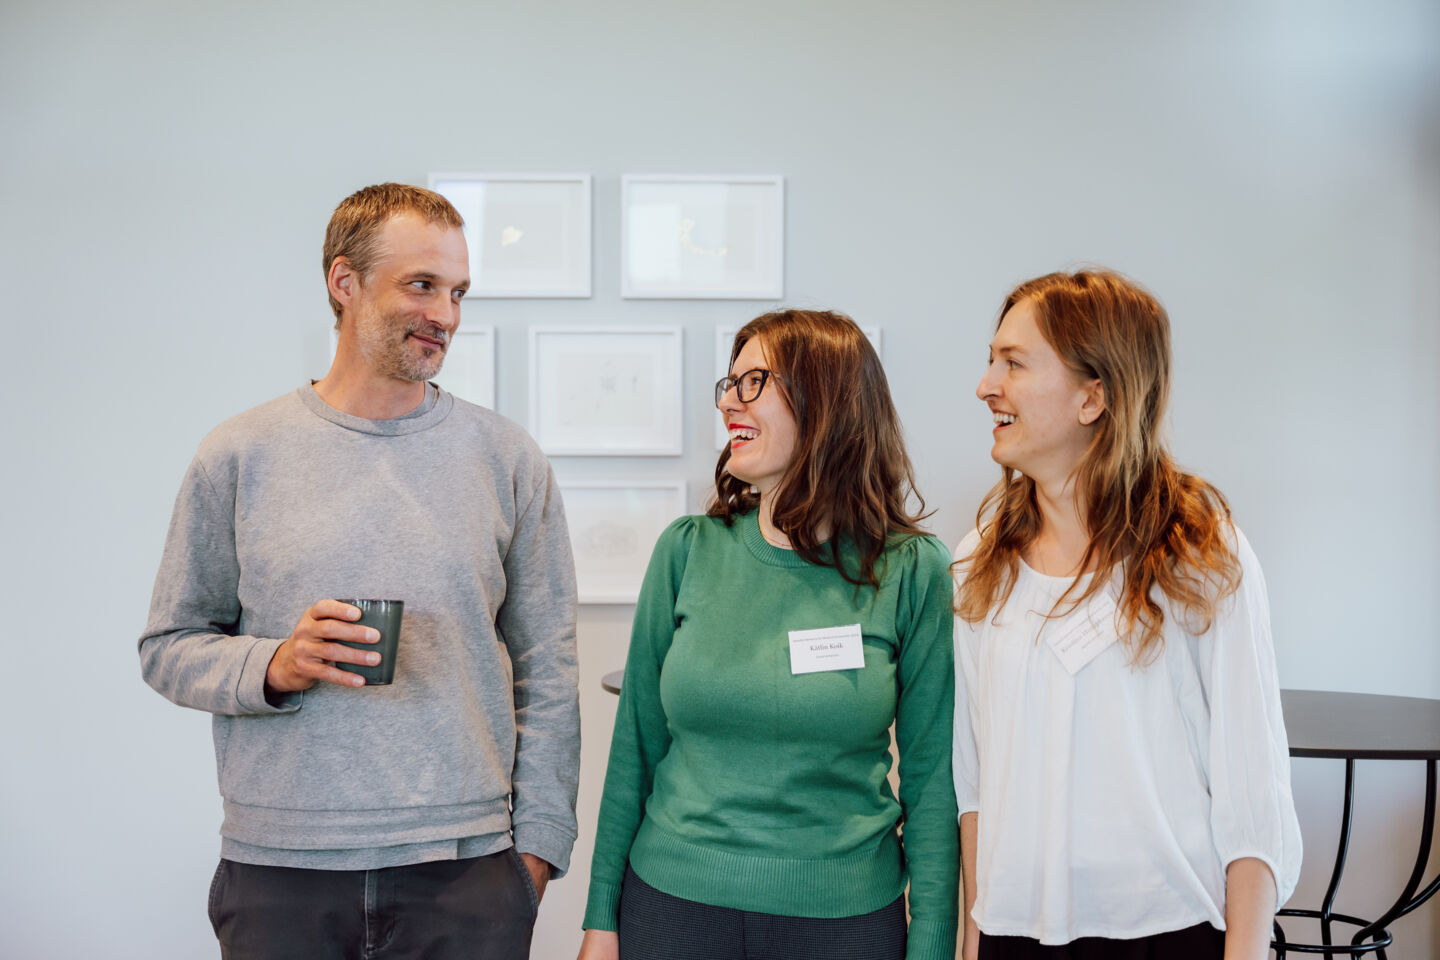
[893,535,960,960]
[582,516,695,931]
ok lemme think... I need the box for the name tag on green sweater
[788,623,866,674]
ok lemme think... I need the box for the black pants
[208,848,538,960]
[978,922,1225,960]
[617,865,907,960]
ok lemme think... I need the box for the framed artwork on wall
[529,326,684,456]
[559,479,687,603]
[621,175,784,299]
[712,323,882,449]
[428,172,591,298]
[328,325,497,409]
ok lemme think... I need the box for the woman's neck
[758,491,830,549]
[1026,473,1092,576]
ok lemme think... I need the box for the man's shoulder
[194,390,308,461]
[442,394,531,441]
[438,393,547,467]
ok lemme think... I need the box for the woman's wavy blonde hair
[955,270,1241,662]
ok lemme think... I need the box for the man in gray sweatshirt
[140,183,579,959]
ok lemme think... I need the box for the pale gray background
[2,1,1437,957]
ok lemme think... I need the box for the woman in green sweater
[579,310,959,960]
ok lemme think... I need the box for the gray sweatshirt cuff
[237,637,301,713]
[513,820,576,879]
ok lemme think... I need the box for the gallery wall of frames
[351,172,885,603]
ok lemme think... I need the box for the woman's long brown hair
[955,271,1242,662]
[707,309,929,589]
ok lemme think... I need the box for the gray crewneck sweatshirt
[140,385,580,873]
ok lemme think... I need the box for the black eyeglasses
[714,368,775,407]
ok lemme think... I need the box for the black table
[1273,689,1440,958]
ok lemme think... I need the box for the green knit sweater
[584,511,958,960]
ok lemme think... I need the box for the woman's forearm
[1224,857,1277,960]
[960,811,979,960]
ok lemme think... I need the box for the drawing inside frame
[559,480,687,603]
[621,175,784,300]
[530,326,684,456]
[713,324,882,449]
[428,172,592,298]
[328,326,496,409]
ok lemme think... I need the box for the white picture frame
[560,479,687,603]
[428,172,591,298]
[328,325,497,409]
[530,326,684,456]
[432,326,497,409]
[621,175,784,299]
[713,324,882,448]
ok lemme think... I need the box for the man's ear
[328,257,360,311]
[1078,378,1106,426]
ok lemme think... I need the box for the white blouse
[952,526,1301,944]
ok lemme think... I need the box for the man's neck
[312,367,428,421]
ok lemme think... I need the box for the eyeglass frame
[714,367,780,408]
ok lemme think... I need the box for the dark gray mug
[334,599,404,685]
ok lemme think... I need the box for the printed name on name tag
[788,623,866,675]
[1044,590,1120,675]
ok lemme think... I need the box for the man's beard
[354,306,449,382]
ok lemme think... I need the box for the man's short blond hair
[322,183,464,321]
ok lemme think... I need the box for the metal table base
[1273,691,1440,958]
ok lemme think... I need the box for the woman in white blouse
[952,269,1302,960]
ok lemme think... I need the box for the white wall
[2,1,1436,957]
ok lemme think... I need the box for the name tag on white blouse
[1045,591,1120,675]
[788,623,866,674]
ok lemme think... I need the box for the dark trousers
[978,922,1225,960]
[617,865,906,960]
[208,848,538,960]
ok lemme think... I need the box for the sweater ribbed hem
[513,818,578,879]
[222,796,512,849]
[582,879,623,931]
[219,832,511,870]
[235,636,295,713]
[629,817,906,919]
[905,915,960,960]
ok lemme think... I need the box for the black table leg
[1319,758,1357,950]
[1274,758,1373,955]
[1272,759,1440,956]
[1348,759,1439,955]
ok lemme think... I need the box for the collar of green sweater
[738,509,847,569]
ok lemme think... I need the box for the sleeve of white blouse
[1198,526,1303,905]
[952,531,983,818]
